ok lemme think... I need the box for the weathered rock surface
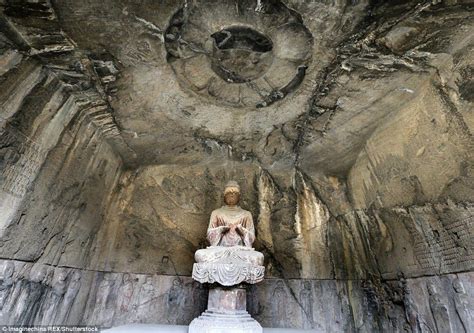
[0,0,473,330]
[0,259,472,331]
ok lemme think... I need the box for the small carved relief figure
[56,271,82,323]
[404,288,422,333]
[185,281,196,314]
[427,282,452,333]
[135,276,156,310]
[117,273,134,313]
[11,266,50,325]
[0,261,15,310]
[90,275,114,326]
[452,279,471,333]
[168,278,185,323]
[272,280,288,328]
[299,281,314,329]
[39,269,68,325]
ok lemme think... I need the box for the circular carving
[210,26,273,83]
[164,0,313,108]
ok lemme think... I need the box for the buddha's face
[224,187,240,206]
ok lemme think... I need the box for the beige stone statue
[190,181,264,333]
[206,181,255,247]
[193,181,264,285]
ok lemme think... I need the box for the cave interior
[0,0,473,331]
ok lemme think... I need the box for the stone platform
[189,286,262,333]
[189,312,262,333]
[190,244,266,332]
[104,324,321,332]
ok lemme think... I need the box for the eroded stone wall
[89,164,379,280]
[0,259,472,331]
[0,0,473,331]
[0,59,123,268]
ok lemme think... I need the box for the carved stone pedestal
[189,286,262,333]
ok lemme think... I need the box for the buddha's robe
[206,206,255,247]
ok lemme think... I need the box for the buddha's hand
[221,226,231,233]
[235,223,245,235]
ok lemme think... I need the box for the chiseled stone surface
[0,0,473,330]
[1,259,472,331]
[193,254,265,286]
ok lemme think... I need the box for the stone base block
[189,286,262,333]
[189,311,262,333]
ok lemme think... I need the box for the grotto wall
[0,0,473,331]
[0,39,123,268]
[0,0,124,325]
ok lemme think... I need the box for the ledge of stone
[104,324,322,332]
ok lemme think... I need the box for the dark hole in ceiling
[211,26,273,53]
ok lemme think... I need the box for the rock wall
[0,259,472,332]
[88,164,380,281]
[0,0,473,331]
[0,58,123,268]
[79,163,473,330]
[347,82,473,210]
[0,116,122,265]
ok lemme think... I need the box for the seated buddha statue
[207,180,255,247]
[193,181,264,285]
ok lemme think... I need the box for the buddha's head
[224,180,240,206]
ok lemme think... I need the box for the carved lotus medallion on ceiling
[164,0,313,108]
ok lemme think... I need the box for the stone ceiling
[2,0,472,175]
[47,0,371,169]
